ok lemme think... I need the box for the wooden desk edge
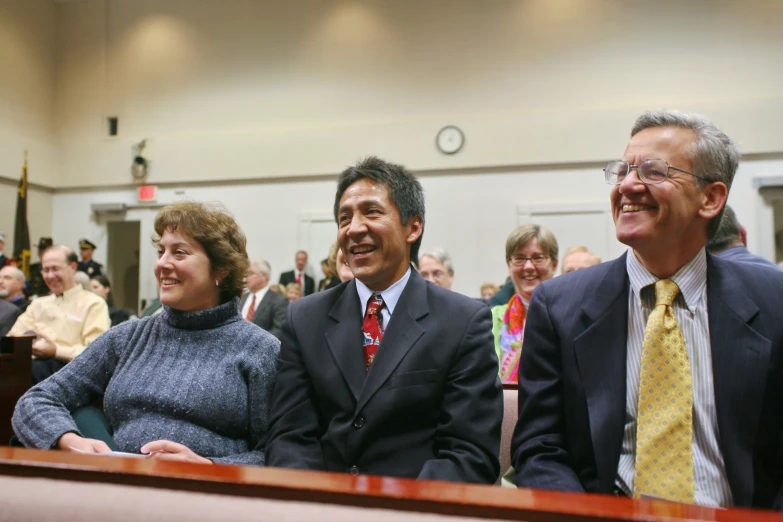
[0,448,780,522]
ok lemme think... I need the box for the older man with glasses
[511,110,783,510]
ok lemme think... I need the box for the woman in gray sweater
[13,201,280,465]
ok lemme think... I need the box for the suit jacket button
[353,416,365,429]
[348,465,360,476]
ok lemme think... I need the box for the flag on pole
[13,152,31,279]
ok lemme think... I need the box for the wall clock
[436,125,465,155]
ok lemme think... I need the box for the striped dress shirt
[616,248,733,506]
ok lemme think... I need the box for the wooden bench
[0,336,33,445]
[1,448,780,522]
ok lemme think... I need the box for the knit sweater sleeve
[12,322,126,449]
[209,331,280,466]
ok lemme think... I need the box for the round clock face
[436,125,464,155]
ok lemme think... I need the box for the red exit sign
[138,185,157,202]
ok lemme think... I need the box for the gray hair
[419,247,454,275]
[631,110,739,238]
[74,271,91,290]
[706,205,742,253]
[1,266,26,284]
[251,259,271,277]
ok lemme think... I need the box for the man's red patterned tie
[362,294,384,371]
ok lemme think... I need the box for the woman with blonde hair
[14,201,280,465]
[492,224,558,384]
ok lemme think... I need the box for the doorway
[107,221,141,314]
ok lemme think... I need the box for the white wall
[0,0,57,253]
[52,156,783,302]
[53,0,783,188]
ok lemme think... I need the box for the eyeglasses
[604,159,711,186]
[509,255,549,267]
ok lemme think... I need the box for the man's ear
[69,262,78,272]
[698,181,728,221]
[406,216,424,245]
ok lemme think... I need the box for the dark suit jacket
[512,252,783,509]
[266,270,503,483]
[0,299,22,337]
[279,270,315,296]
[239,289,288,340]
[10,297,30,313]
[718,245,778,268]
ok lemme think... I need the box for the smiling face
[337,178,423,291]
[42,248,77,295]
[508,238,557,301]
[611,126,726,272]
[154,228,220,312]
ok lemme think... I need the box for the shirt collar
[57,285,84,301]
[626,247,707,312]
[355,266,412,318]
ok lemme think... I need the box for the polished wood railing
[1,447,781,522]
[0,336,33,444]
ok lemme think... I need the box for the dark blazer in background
[266,270,503,483]
[239,289,288,340]
[512,252,783,510]
[279,270,315,296]
[718,245,778,268]
[0,299,22,337]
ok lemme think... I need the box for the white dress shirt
[354,267,412,328]
[241,286,269,319]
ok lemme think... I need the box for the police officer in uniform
[27,237,53,298]
[77,239,103,277]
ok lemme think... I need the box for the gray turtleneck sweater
[12,298,280,465]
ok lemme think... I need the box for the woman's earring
[215,279,219,287]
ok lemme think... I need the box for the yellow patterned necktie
[634,278,695,503]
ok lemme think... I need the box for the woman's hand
[57,432,112,454]
[140,440,213,464]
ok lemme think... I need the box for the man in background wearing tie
[240,260,288,340]
[279,250,315,296]
[267,156,502,483]
[511,110,783,509]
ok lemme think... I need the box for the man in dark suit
[267,156,502,483]
[239,259,288,339]
[77,239,103,277]
[0,299,22,337]
[279,251,315,296]
[707,205,778,268]
[512,110,783,509]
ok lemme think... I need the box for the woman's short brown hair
[505,224,559,264]
[153,201,249,302]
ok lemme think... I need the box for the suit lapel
[356,271,427,413]
[707,254,769,506]
[253,290,273,322]
[573,254,630,492]
[324,281,366,400]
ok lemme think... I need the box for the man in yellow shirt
[10,245,110,383]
